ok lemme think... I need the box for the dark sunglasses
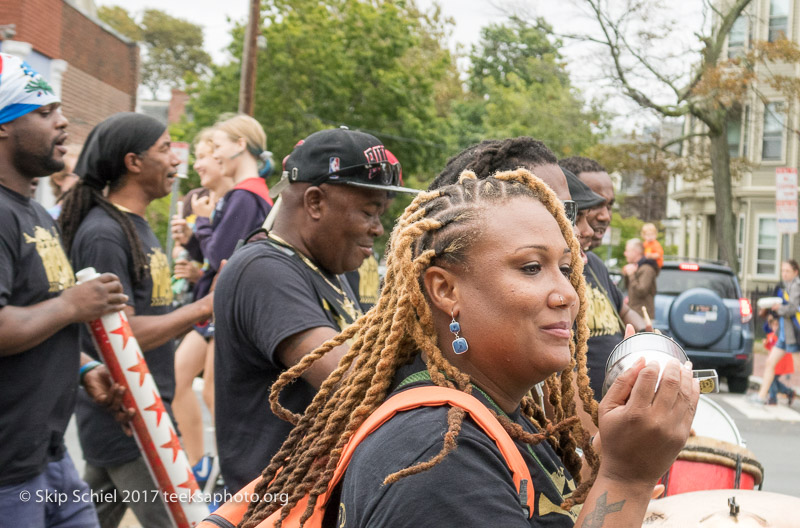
[311,161,402,187]
[562,200,577,226]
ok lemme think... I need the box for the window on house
[769,0,789,42]
[756,217,778,275]
[762,102,784,161]
[728,16,747,57]
[728,114,741,158]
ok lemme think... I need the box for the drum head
[643,490,800,527]
[691,395,743,446]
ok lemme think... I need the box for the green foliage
[458,15,602,158]
[97,6,142,40]
[98,6,212,99]
[468,16,568,95]
[185,1,605,254]
[146,195,172,248]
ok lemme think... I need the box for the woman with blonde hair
[170,116,273,490]
[225,166,698,528]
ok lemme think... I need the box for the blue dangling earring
[450,312,469,354]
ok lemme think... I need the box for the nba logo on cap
[328,157,340,175]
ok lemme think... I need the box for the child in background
[765,314,796,405]
[641,222,664,269]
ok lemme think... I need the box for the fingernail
[684,361,693,371]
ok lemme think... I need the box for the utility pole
[238,0,260,116]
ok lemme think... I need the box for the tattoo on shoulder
[580,492,625,528]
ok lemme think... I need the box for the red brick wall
[0,0,62,59]
[60,2,138,97]
[1,0,139,145]
[61,67,135,144]
[168,89,189,124]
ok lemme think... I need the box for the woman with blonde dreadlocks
[236,169,699,528]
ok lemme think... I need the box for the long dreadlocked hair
[429,137,558,190]
[240,168,600,528]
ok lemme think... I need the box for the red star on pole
[177,468,201,499]
[160,427,182,463]
[109,314,135,349]
[143,390,165,426]
[127,353,149,387]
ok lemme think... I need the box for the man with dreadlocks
[0,53,129,527]
[59,113,215,528]
[234,169,699,528]
[213,128,418,493]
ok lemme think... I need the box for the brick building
[0,0,139,145]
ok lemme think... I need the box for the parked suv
[651,259,754,393]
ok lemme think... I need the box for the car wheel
[727,375,749,394]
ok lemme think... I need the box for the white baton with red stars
[77,268,208,527]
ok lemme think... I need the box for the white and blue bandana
[0,53,59,124]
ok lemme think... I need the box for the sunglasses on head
[562,200,577,226]
[311,161,402,187]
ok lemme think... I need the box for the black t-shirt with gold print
[0,184,78,486]
[70,206,175,467]
[214,238,362,492]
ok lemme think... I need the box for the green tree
[187,0,463,252]
[98,6,212,99]
[97,6,142,41]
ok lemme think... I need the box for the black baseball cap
[562,167,605,211]
[284,128,419,194]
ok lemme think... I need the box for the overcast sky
[94,0,702,131]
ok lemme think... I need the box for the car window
[656,269,739,299]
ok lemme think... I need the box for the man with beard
[58,113,215,527]
[0,53,128,527]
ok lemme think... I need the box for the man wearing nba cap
[0,53,129,526]
[213,127,417,491]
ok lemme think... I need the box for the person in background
[170,127,239,486]
[754,259,800,404]
[47,143,80,219]
[621,238,659,320]
[0,53,128,528]
[764,313,796,406]
[641,223,664,269]
[59,112,215,528]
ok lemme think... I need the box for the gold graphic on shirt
[538,493,581,520]
[357,254,380,306]
[537,465,581,519]
[585,284,620,337]
[322,298,358,331]
[24,226,75,292]
[338,503,346,527]
[148,247,173,306]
